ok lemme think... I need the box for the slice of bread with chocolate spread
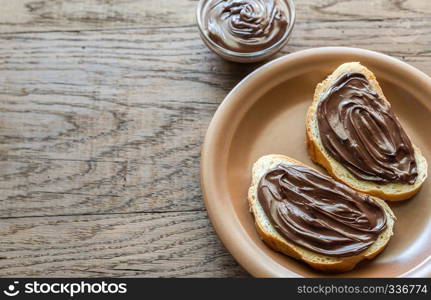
[248,154,395,273]
[306,62,427,201]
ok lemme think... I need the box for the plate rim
[200,46,431,277]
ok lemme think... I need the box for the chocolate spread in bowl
[203,0,289,53]
[317,72,418,185]
[257,164,387,257]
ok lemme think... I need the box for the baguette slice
[306,62,427,201]
[248,154,395,273]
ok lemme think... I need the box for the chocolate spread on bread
[203,0,288,53]
[317,72,418,184]
[257,164,387,257]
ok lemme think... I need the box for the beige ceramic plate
[201,47,431,277]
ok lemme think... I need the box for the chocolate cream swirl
[204,0,288,52]
[317,72,418,184]
[257,164,387,257]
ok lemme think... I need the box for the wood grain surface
[0,0,430,277]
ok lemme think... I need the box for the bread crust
[306,62,427,201]
[248,154,395,273]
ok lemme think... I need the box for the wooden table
[0,0,430,277]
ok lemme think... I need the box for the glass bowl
[196,0,296,63]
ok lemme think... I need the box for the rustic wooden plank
[0,0,430,33]
[0,211,249,277]
[0,99,216,217]
[301,0,431,20]
[0,0,197,33]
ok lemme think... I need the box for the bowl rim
[196,0,296,59]
[200,46,431,277]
